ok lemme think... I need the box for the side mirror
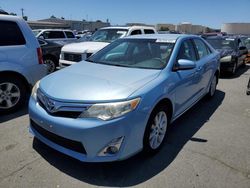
[174,59,196,71]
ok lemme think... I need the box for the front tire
[0,77,27,113]
[231,62,237,75]
[143,105,169,154]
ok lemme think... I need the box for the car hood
[40,61,161,102]
[61,41,109,54]
[216,49,237,58]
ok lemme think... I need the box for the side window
[65,31,75,38]
[130,30,142,35]
[44,31,65,39]
[193,39,210,59]
[177,40,196,61]
[0,21,26,46]
[144,29,155,34]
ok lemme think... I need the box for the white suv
[0,15,47,113]
[33,29,77,44]
[59,26,157,68]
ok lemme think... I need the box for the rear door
[0,20,30,67]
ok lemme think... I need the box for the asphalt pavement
[0,65,250,188]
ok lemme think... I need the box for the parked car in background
[38,38,63,73]
[75,30,91,39]
[33,29,77,44]
[0,15,47,113]
[241,36,250,64]
[59,26,157,68]
[29,34,220,162]
[204,36,248,75]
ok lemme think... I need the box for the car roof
[33,29,74,32]
[100,25,156,30]
[124,34,196,41]
[0,15,24,22]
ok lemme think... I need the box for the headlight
[220,55,232,62]
[31,80,40,100]
[79,98,140,120]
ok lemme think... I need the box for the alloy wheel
[0,82,21,109]
[149,111,168,149]
[44,59,56,73]
[210,76,217,96]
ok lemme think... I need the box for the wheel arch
[0,71,31,91]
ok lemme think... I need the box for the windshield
[88,39,175,70]
[206,38,236,50]
[32,30,41,37]
[89,29,128,43]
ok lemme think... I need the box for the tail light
[37,48,43,64]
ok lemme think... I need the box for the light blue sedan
[29,34,220,162]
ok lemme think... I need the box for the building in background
[157,22,207,34]
[28,16,110,32]
[221,23,250,35]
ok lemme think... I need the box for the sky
[0,0,250,29]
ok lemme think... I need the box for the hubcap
[149,111,168,149]
[0,82,20,109]
[210,76,217,96]
[232,63,237,74]
[44,59,55,73]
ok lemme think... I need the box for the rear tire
[207,75,217,98]
[0,77,27,113]
[44,56,56,73]
[143,105,169,154]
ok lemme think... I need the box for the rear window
[0,21,26,46]
[43,31,65,39]
[144,29,155,34]
[65,31,75,38]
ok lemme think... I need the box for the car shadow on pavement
[33,90,225,187]
[0,106,28,123]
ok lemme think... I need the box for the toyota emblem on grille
[46,98,56,112]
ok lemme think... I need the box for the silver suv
[33,29,77,44]
[0,15,47,113]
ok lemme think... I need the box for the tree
[160,26,170,31]
[9,12,17,16]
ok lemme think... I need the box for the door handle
[196,66,202,71]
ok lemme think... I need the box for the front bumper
[59,59,76,69]
[29,97,148,162]
[220,60,236,72]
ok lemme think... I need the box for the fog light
[98,137,124,156]
[106,146,119,154]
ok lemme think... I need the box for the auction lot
[0,66,250,188]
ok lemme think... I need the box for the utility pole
[21,8,24,18]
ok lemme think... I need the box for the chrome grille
[64,53,82,62]
[37,89,91,118]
